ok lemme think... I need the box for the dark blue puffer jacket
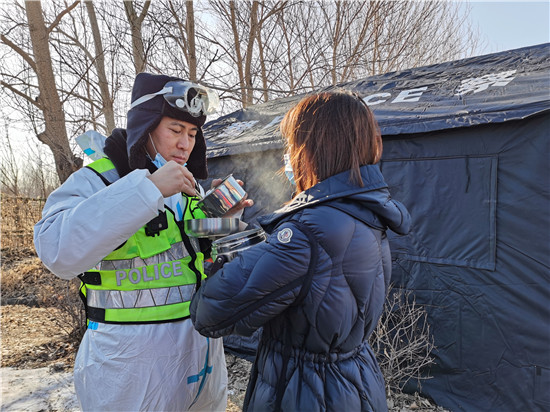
[190,164,411,412]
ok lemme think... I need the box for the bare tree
[1,1,83,183]
[1,0,481,191]
[15,142,59,198]
[206,0,289,107]
[85,0,115,133]
[206,1,247,106]
[206,1,479,101]
[0,120,21,196]
[46,1,119,136]
[123,0,150,74]
[152,0,198,81]
[1,1,137,185]
[1,108,59,198]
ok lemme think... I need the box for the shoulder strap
[289,221,318,306]
[85,158,119,186]
[272,220,319,411]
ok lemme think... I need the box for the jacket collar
[258,164,410,235]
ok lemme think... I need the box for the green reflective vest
[79,157,208,324]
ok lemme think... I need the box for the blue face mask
[148,140,187,219]
[148,133,168,169]
[284,153,295,185]
[151,152,167,169]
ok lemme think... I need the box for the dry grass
[1,304,77,369]
[1,196,45,251]
[2,253,57,304]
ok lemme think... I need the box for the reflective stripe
[84,158,206,323]
[100,168,120,183]
[88,158,120,182]
[87,284,196,309]
[189,236,201,254]
[98,241,190,270]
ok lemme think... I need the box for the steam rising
[199,149,293,225]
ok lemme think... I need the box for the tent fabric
[382,114,550,411]
[201,44,550,412]
[203,43,550,158]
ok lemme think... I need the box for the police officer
[34,72,251,411]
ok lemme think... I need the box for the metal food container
[197,174,247,217]
[184,218,241,238]
[211,228,267,262]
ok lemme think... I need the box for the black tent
[201,44,550,411]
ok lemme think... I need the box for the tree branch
[1,34,37,72]
[0,80,41,109]
[137,0,151,24]
[47,0,80,33]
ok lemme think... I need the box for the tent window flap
[384,155,497,270]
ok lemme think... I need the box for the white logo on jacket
[277,228,293,243]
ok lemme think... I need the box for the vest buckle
[145,211,168,236]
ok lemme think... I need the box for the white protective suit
[33,166,228,412]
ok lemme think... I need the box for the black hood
[126,72,208,179]
[103,128,157,178]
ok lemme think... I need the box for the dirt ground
[0,249,250,411]
[1,251,448,412]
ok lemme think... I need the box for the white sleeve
[33,167,165,280]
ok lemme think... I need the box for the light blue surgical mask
[151,152,167,169]
[284,153,295,185]
[148,133,168,169]
[148,133,186,219]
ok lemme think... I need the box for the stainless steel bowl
[197,174,247,217]
[184,218,241,238]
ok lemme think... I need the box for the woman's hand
[210,178,254,217]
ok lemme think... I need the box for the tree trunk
[85,1,115,134]
[243,1,259,106]
[279,9,295,93]
[25,0,82,183]
[123,0,150,74]
[257,31,268,102]
[185,1,197,82]
[228,1,246,107]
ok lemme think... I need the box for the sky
[468,1,549,53]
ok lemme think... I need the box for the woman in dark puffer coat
[190,91,411,412]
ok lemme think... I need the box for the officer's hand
[148,161,196,197]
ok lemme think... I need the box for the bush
[1,250,86,346]
[369,287,435,394]
[41,279,87,346]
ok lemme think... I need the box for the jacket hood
[258,164,411,235]
[126,72,208,179]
